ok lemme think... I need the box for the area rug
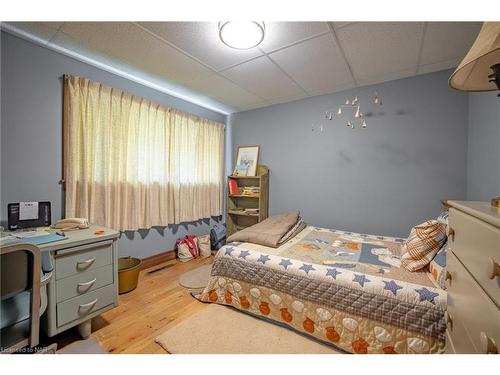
[57,337,108,354]
[178,264,212,290]
[155,304,342,354]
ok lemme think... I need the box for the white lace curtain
[63,75,225,231]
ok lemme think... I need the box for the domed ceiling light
[218,22,265,50]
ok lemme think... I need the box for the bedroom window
[62,75,224,231]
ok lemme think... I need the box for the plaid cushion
[401,220,446,272]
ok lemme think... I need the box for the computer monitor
[7,202,51,230]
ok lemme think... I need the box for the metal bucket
[118,257,142,294]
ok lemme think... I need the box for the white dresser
[446,201,500,354]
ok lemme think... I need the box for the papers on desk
[3,231,67,246]
[22,233,67,245]
[13,230,49,239]
[19,201,39,220]
[0,233,17,244]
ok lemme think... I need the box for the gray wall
[467,91,500,200]
[4,30,494,254]
[231,70,469,237]
[1,31,227,258]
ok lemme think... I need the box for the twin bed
[197,215,446,354]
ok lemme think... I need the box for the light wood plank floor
[53,256,213,354]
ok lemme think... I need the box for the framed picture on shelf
[233,145,260,176]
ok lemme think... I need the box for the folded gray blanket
[227,211,306,248]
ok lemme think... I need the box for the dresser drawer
[447,251,500,354]
[57,284,116,327]
[449,208,500,307]
[445,331,455,354]
[446,324,474,354]
[55,242,113,280]
[56,265,114,302]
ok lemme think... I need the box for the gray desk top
[1,225,120,252]
[38,225,120,251]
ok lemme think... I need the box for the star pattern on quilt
[238,250,251,259]
[383,280,403,296]
[279,259,293,270]
[353,274,371,287]
[299,263,316,274]
[224,247,235,256]
[325,268,341,279]
[415,287,439,304]
[257,254,271,264]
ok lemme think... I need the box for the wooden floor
[59,256,213,354]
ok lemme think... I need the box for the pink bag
[176,235,199,262]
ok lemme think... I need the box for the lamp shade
[449,22,500,92]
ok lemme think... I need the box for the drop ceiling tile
[237,101,270,112]
[420,22,482,66]
[307,82,356,97]
[6,21,482,115]
[258,22,329,53]
[355,68,416,87]
[331,22,357,30]
[137,22,262,71]
[270,34,354,92]
[265,92,309,106]
[337,22,424,81]
[188,74,264,108]
[6,22,63,44]
[221,56,304,100]
[56,22,213,85]
[417,58,462,75]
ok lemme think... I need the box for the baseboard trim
[140,250,176,270]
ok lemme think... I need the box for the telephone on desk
[54,218,89,231]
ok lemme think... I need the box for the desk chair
[1,243,52,352]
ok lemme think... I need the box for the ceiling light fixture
[218,22,265,50]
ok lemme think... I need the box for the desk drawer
[57,284,116,327]
[55,242,113,280]
[447,251,500,354]
[449,208,500,307]
[56,265,114,302]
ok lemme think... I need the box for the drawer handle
[445,271,452,283]
[479,332,498,354]
[77,278,97,291]
[77,258,95,269]
[447,227,455,241]
[489,258,500,280]
[79,298,98,311]
[445,311,453,331]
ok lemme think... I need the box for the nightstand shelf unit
[226,165,269,237]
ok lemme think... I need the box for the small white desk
[39,225,120,338]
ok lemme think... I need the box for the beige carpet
[57,337,108,354]
[155,304,342,354]
[178,264,212,289]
